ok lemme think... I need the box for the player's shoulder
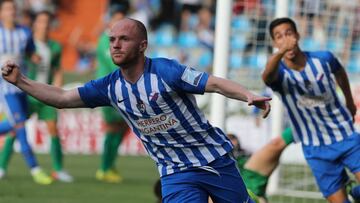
[95,68,120,86]
[150,57,179,66]
[98,68,120,80]
[148,57,181,72]
[147,57,186,85]
[107,68,120,78]
[306,50,335,61]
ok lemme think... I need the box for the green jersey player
[94,5,128,183]
[28,11,73,182]
[229,128,294,203]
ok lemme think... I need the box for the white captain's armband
[181,67,204,86]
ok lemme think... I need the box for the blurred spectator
[325,1,356,59]
[109,0,130,9]
[297,0,323,37]
[128,0,152,28]
[150,0,178,31]
[311,16,326,48]
[105,1,129,23]
[68,26,96,72]
[103,3,129,31]
[233,0,258,15]
[177,0,206,33]
[109,3,127,19]
[299,0,322,19]
[295,0,326,52]
[244,3,271,53]
[179,8,193,31]
[352,0,360,42]
[196,7,214,50]
[18,9,34,27]
[23,0,56,13]
[178,0,202,13]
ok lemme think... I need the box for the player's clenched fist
[1,61,21,85]
[279,36,297,54]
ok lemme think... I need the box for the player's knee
[326,187,349,203]
[269,137,286,151]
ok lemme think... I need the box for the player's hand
[247,95,272,118]
[346,101,357,122]
[278,36,297,55]
[1,61,22,85]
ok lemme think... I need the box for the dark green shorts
[102,106,124,123]
[241,168,269,197]
[28,96,57,121]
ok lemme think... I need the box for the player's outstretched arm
[1,61,86,109]
[205,75,271,118]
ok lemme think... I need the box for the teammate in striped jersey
[262,17,360,203]
[1,18,271,203]
[0,0,52,185]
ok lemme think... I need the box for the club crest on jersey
[136,100,146,113]
[149,92,159,102]
[181,67,203,86]
[304,80,313,91]
[316,73,324,81]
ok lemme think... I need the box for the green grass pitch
[0,153,327,203]
[0,154,159,203]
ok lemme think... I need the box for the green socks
[101,132,124,171]
[101,133,114,171]
[281,127,294,146]
[0,135,15,170]
[0,135,64,172]
[109,132,123,169]
[50,136,63,171]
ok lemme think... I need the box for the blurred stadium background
[0,0,360,202]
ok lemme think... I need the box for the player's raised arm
[205,75,271,118]
[262,51,284,85]
[1,61,85,108]
[262,36,297,85]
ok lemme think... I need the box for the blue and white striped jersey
[0,23,34,94]
[79,57,233,176]
[269,51,355,146]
